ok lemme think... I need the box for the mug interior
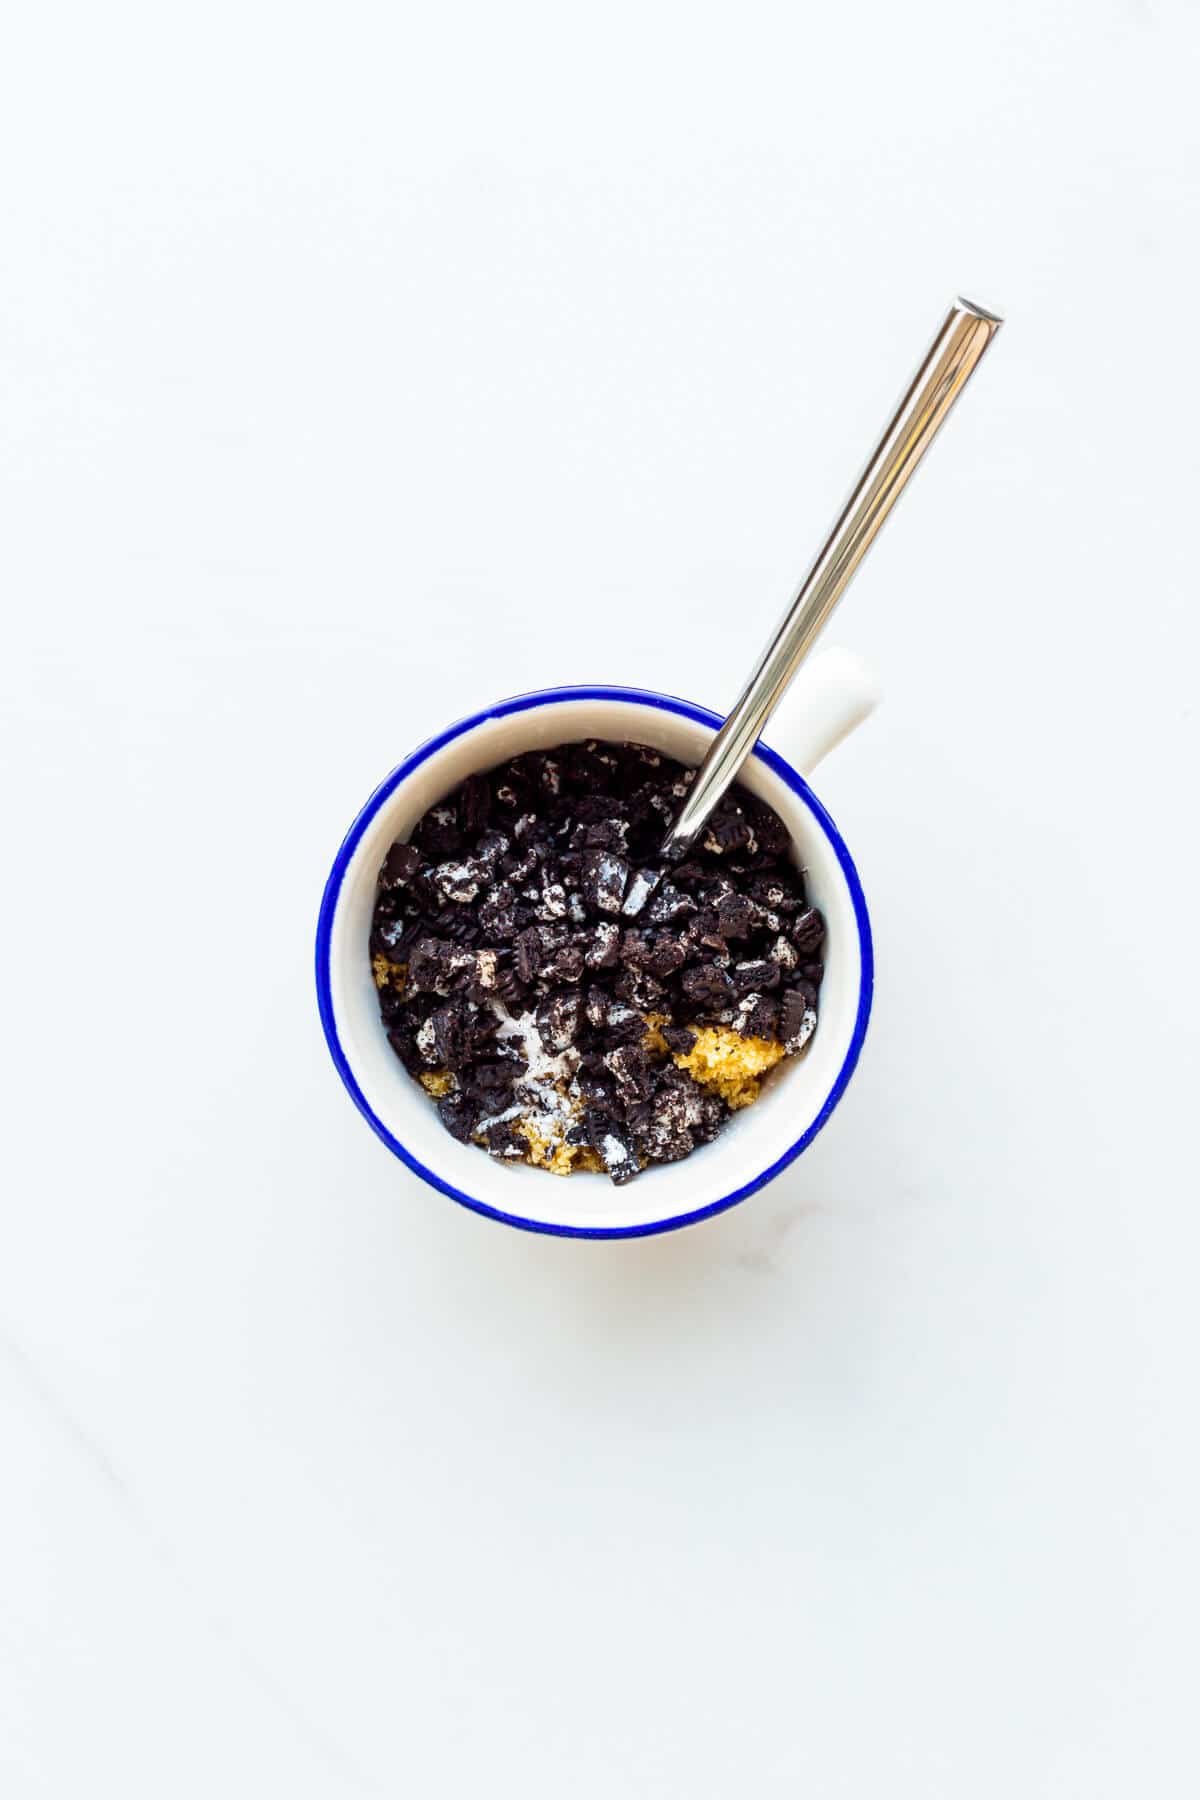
[316,689,872,1237]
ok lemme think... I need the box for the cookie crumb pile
[370,741,825,1184]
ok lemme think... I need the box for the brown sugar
[670,1025,786,1109]
[517,1117,586,1177]
[418,1069,455,1098]
[372,955,407,992]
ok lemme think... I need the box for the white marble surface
[3,3,1199,1793]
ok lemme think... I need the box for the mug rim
[314,684,874,1239]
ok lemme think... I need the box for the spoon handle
[661,296,1003,856]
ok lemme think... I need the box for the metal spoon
[661,296,1003,856]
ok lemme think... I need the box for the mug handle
[768,646,882,778]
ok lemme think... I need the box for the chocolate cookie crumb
[370,739,825,1183]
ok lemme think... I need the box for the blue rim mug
[315,649,877,1238]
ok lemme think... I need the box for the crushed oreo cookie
[370,741,825,1183]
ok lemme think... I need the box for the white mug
[316,649,879,1239]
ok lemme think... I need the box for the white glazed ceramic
[316,649,878,1237]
